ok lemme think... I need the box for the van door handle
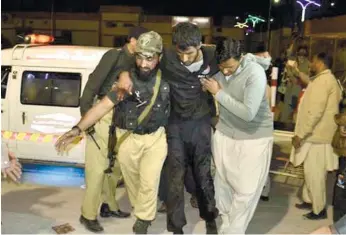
[22,112,26,124]
[1,110,3,113]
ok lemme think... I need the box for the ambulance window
[20,71,81,107]
[1,66,11,99]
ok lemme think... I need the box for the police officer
[55,31,170,234]
[116,22,219,234]
[79,26,148,232]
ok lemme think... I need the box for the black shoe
[157,202,167,213]
[132,219,151,234]
[79,215,104,233]
[190,195,198,208]
[295,202,312,210]
[100,203,130,218]
[260,196,269,201]
[303,209,327,220]
[173,228,184,234]
[206,220,218,234]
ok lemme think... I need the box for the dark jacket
[160,45,219,120]
[80,45,135,116]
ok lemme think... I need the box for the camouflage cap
[135,31,163,58]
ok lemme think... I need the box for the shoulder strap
[115,69,162,152]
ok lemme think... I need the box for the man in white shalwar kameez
[201,38,273,234]
[290,52,342,220]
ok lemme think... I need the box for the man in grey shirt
[201,38,273,234]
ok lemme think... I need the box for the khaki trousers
[81,109,122,220]
[117,127,167,221]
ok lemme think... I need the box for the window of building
[1,66,11,99]
[20,71,81,107]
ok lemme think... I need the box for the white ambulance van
[1,36,112,165]
[1,36,294,171]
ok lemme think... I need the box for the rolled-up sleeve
[106,90,119,105]
[80,49,120,116]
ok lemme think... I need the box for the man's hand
[2,152,22,182]
[55,128,81,153]
[200,78,221,95]
[292,135,302,149]
[115,71,133,101]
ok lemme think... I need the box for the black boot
[100,203,130,218]
[79,215,104,233]
[132,219,151,234]
[206,220,218,234]
[303,209,327,220]
[173,228,184,234]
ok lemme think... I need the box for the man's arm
[214,65,267,122]
[80,49,120,116]
[295,76,330,139]
[77,96,115,131]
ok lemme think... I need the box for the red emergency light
[24,34,55,44]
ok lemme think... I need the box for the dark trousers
[159,161,196,202]
[166,116,218,231]
[333,157,346,222]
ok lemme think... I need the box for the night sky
[2,0,346,26]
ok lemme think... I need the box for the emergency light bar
[24,34,55,44]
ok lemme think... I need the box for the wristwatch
[72,125,82,135]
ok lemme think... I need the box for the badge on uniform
[134,90,147,107]
[336,174,345,189]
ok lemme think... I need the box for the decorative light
[274,0,280,3]
[270,18,274,22]
[234,22,249,28]
[245,15,266,28]
[296,0,321,22]
[331,2,335,6]
[235,16,240,20]
[246,27,255,34]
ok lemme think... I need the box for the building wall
[140,16,173,46]
[4,7,344,53]
[100,5,141,47]
[213,27,245,41]
[2,13,24,44]
[305,15,346,36]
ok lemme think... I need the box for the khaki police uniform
[80,45,135,220]
[106,31,170,228]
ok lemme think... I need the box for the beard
[136,66,158,81]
